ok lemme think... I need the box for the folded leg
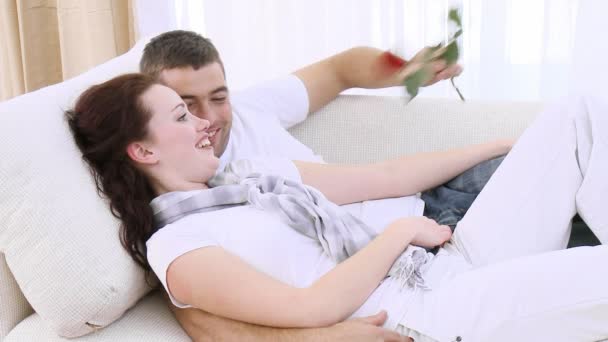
[452,96,608,267]
[422,156,505,229]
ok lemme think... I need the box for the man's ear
[126,141,158,165]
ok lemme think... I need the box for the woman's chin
[210,156,221,170]
[202,161,221,182]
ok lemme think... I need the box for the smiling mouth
[196,136,211,149]
[208,128,220,145]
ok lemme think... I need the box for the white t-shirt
[147,159,426,330]
[218,75,323,170]
[219,74,428,233]
[147,76,428,330]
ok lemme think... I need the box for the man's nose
[196,117,210,131]
[194,102,213,121]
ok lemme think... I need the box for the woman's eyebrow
[171,103,186,112]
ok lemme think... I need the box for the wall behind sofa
[134,0,608,102]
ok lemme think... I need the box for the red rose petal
[380,51,406,69]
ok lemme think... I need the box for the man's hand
[166,289,411,342]
[396,47,463,87]
[321,311,413,342]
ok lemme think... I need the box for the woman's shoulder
[149,206,248,237]
[148,205,281,245]
[145,207,251,263]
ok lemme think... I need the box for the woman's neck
[150,174,209,196]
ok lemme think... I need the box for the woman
[67,73,608,341]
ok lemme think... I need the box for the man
[140,30,503,341]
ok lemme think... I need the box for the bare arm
[295,139,512,205]
[166,217,446,328]
[293,46,462,113]
[169,303,320,341]
[168,302,411,342]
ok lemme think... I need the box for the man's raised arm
[167,297,410,342]
[293,46,462,113]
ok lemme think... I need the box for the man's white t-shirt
[221,74,426,233]
[218,75,323,170]
[147,76,427,330]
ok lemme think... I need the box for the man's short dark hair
[140,30,224,79]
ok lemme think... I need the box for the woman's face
[138,84,220,187]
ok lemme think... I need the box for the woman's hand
[412,218,452,248]
[389,217,452,248]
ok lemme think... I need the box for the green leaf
[447,8,464,101]
[404,68,430,100]
[402,7,465,104]
[442,40,459,65]
[449,8,462,28]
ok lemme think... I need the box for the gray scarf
[151,160,432,290]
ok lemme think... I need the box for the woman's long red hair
[66,73,159,282]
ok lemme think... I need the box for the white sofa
[0,40,548,341]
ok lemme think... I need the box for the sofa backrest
[290,95,543,164]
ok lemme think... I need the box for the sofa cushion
[4,291,189,342]
[0,37,151,338]
[0,253,33,340]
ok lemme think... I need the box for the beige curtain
[0,0,137,101]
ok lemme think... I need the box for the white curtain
[134,0,607,102]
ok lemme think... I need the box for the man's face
[159,62,232,157]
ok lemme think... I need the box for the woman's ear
[126,141,158,165]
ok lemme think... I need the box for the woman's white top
[147,159,426,330]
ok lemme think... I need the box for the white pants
[401,96,608,342]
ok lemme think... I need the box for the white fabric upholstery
[4,292,189,342]
[0,254,32,340]
[0,38,150,338]
[290,96,544,164]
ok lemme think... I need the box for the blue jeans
[421,155,506,230]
